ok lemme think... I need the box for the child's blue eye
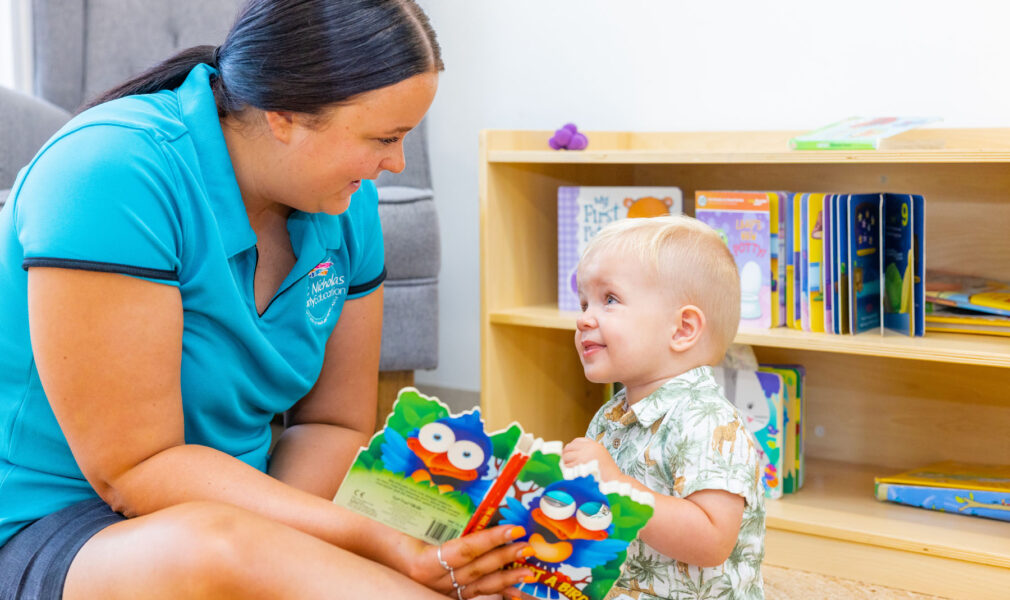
[606,295,617,304]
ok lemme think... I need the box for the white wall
[415,0,1010,392]
[0,0,32,91]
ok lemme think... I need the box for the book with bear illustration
[557,186,683,312]
[334,387,655,600]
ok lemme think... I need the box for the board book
[710,367,786,498]
[695,191,783,329]
[874,461,1010,522]
[924,303,1010,337]
[924,271,1010,318]
[334,387,655,600]
[558,186,683,312]
[789,116,941,150]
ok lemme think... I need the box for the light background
[415,0,1010,393]
[3,1,1010,394]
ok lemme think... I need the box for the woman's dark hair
[83,0,443,115]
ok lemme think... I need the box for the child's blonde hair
[578,215,741,356]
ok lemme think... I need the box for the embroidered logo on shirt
[306,256,346,325]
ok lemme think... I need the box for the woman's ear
[670,304,706,352]
[263,110,296,144]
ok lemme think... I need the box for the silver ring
[455,583,465,600]
[436,545,452,572]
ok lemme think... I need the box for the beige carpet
[763,565,950,599]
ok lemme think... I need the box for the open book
[334,387,655,600]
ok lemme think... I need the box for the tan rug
[763,565,950,599]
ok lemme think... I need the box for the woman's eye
[418,422,455,453]
[540,490,577,520]
[576,501,613,531]
[378,136,400,145]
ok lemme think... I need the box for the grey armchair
[0,0,440,413]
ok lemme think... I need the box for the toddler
[563,215,765,600]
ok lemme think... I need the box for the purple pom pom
[567,132,588,150]
[548,136,563,150]
[562,123,579,134]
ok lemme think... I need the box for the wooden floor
[763,565,950,599]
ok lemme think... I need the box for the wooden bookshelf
[479,129,1010,599]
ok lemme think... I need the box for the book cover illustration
[769,192,786,327]
[783,191,797,329]
[488,448,655,600]
[882,194,919,335]
[711,367,785,499]
[924,304,1010,337]
[789,116,941,150]
[805,193,826,333]
[833,194,850,334]
[847,193,882,333]
[335,387,522,544]
[759,365,805,493]
[695,191,773,330]
[912,196,926,335]
[924,271,1010,318]
[791,192,803,329]
[875,461,1010,522]
[822,194,834,334]
[334,388,655,600]
[558,186,683,312]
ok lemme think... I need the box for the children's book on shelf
[789,116,941,150]
[924,271,1010,317]
[334,387,655,600]
[874,461,1010,522]
[758,364,806,492]
[924,303,1010,337]
[710,367,785,498]
[843,193,925,336]
[695,191,785,330]
[558,186,683,311]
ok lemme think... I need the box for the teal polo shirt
[0,64,386,546]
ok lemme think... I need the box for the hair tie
[212,45,222,68]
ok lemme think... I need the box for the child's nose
[576,312,596,330]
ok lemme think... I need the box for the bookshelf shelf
[480,129,1010,599]
[488,305,1010,368]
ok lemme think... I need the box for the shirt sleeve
[14,125,182,286]
[664,392,763,508]
[343,180,386,299]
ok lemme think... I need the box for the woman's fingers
[441,523,526,565]
[455,563,533,599]
[453,538,534,588]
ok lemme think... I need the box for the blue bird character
[498,476,629,598]
[380,412,493,505]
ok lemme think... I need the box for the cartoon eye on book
[498,477,627,571]
[380,412,494,505]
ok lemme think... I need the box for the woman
[0,0,531,598]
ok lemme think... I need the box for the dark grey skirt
[0,498,124,600]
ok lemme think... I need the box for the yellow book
[876,461,1010,493]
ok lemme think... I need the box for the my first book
[874,461,1010,523]
[334,388,655,600]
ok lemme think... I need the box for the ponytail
[81,45,217,112]
[81,0,442,117]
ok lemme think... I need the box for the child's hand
[563,437,622,482]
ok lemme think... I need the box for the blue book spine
[876,482,1010,523]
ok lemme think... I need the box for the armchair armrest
[0,86,71,195]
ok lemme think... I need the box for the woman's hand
[403,524,534,598]
[563,437,622,482]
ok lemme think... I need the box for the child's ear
[671,305,706,352]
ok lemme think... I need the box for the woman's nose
[381,143,406,174]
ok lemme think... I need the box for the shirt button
[612,438,621,449]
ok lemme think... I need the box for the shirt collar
[176,64,256,257]
[620,366,718,429]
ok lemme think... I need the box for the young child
[562,215,765,600]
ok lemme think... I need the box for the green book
[790,116,940,150]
